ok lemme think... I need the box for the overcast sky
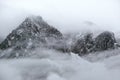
[0,0,120,38]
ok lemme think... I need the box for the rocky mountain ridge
[0,15,119,58]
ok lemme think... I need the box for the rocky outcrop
[71,31,116,56]
[71,33,94,56]
[94,31,116,51]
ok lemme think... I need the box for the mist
[1,1,120,80]
[0,0,120,38]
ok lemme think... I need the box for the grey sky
[0,0,120,38]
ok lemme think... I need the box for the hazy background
[0,0,120,38]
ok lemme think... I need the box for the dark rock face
[0,16,64,58]
[94,31,116,51]
[71,33,94,56]
[71,31,116,56]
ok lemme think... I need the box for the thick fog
[0,0,120,38]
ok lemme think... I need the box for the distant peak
[83,21,95,26]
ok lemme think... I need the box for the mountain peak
[0,15,63,51]
[25,16,43,22]
[20,15,45,29]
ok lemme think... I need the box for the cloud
[0,0,120,38]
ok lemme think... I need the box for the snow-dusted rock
[94,31,116,51]
[0,16,66,58]
[71,33,94,56]
[71,31,117,56]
